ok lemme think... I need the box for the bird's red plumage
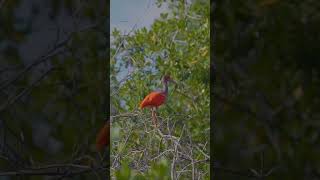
[140,91,166,109]
[96,121,109,151]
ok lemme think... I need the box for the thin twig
[0,164,107,177]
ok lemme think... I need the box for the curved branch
[0,164,107,177]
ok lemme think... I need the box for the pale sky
[110,0,167,82]
[111,0,167,34]
[16,0,167,63]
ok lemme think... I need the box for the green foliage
[115,159,170,180]
[111,0,209,179]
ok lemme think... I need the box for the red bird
[140,75,176,127]
[96,120,109,152]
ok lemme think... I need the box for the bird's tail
[96,122,109,152]
[139,101,146,109]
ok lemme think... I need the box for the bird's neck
[162,80,168,95]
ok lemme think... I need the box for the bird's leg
[151,108,155,127]
[153,107,158,128]
[151,107,158,128]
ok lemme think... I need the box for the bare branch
[0,67,56,113]
[0,23,99,93]
[0,164,107,177]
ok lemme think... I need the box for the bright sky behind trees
[111,0,167,33]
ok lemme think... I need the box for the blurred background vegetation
[0,0,108,179]
[110,0,209,179]
[214,0,320,179]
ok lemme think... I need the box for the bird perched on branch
[96,120,109,152]
[140,75,176,127]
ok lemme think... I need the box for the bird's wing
[140,92,162,108]
[147,91,163,101]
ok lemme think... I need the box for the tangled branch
[111,111,209,179]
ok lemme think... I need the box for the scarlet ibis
[139,75,176,127]
[96,120,109,152]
